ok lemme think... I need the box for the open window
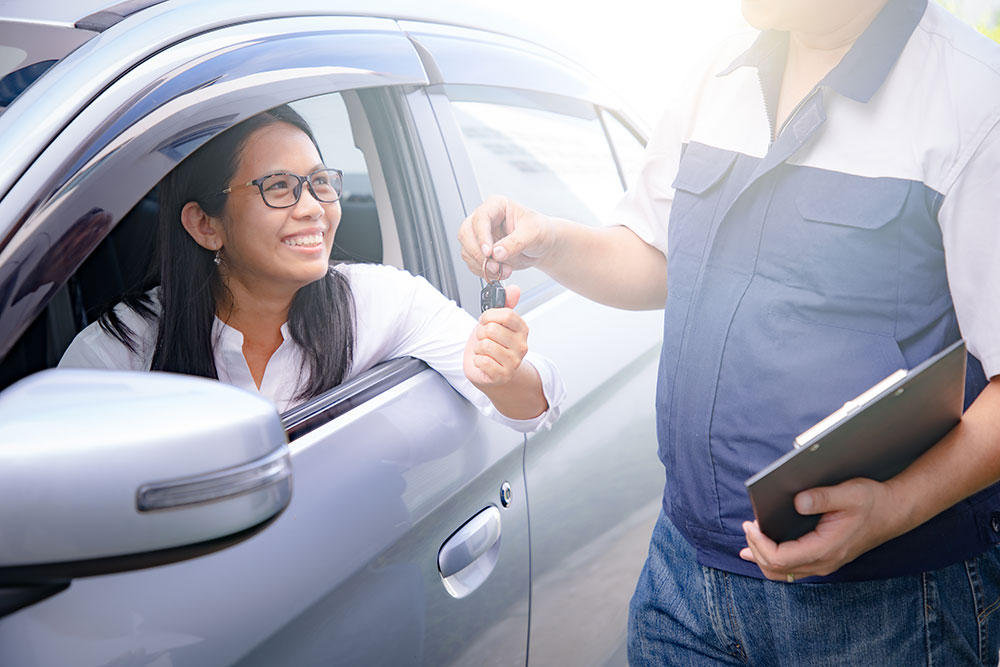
[0,86,432,429]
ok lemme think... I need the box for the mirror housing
[0,369,291,582]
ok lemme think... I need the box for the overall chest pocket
[772,175,911,334]
[666,142,737,297]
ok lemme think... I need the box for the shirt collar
[718,0,927,103]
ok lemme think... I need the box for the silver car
[0,2,664,665]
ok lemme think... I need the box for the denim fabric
[628,511,1000,666]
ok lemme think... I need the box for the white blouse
[59,263,564,433]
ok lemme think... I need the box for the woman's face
[215,121,339,298]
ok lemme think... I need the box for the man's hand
[741,379,1000,581]
[458,196,555,280]
[457,195,668,310]
[739,477,903,580]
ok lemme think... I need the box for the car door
[0,12,529,667]
[401,22,667,666]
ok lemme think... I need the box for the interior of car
[0,91,391,392]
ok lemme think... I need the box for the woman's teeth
[283,233,323,247]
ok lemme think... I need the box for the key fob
[480,280,506,312]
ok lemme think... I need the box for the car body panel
[0,3,664,665]
[419,56,665,661]
[0,371,530,666]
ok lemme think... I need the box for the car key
[481,258,507,312]
[481,279,506,312]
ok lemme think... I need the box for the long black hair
[101,105,355,401]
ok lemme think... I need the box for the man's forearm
[539,220,668,310]
[884,377,1000,537]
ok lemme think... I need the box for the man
[458,0,1000,663]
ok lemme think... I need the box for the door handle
[437,506,502,598]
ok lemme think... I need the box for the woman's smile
[212,122,340,296]
[281,229,326,249]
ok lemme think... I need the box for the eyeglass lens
[259,169,341,207]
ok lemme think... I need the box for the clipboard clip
[793,369,908,448]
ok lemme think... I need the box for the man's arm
[740,376,1000,579]
[458,196,667,310]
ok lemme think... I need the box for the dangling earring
[213,248,223,266]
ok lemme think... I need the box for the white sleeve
[607,102,687,257]
[938,120,1000,380]
[347,263,564,433]
[608,38,731,257]
[607,32,753,257]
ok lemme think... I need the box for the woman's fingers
[471,306,529,384]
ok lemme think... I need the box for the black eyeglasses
[220,168,343,209]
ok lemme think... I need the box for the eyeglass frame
[218,167,344,209]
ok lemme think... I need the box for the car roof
[0,0,548,94]
[0,0,541,39]
[0,0,609,208]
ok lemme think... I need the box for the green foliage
[979,21,1000,43]
[937,0,1000,43]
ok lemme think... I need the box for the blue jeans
[628,510,1000,666]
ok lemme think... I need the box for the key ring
[482,257,504,282]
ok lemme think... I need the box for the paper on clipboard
[745,340,967,543]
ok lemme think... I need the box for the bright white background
[459,0,748,127]
[457,0,998,128]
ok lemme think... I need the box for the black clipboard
[745,339,967,543]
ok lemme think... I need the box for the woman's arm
[344,263,564,433]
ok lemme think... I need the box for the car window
[0,91,397,396]
[291,93,397,267]
[449,98,626,295]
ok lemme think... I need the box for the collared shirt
[618,0,1000,379]
[59,263,564,433]
[610,0,1000,579]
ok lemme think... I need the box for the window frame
[432,84,644,312]
[0,17,466,436]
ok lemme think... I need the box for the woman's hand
[464,284,528,387]
[463,284,547,420]
[739,477,903,580]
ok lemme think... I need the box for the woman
[60,105,562,431]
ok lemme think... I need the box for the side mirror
[0,369,291,615]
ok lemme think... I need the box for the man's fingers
[794,479,869,516]
[492,225,535,267]
[468,200,501,251]
[795,488,825,516]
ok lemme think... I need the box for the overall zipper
[773,87,820,144]
[760,68,823,147]
[758,73,776,147]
